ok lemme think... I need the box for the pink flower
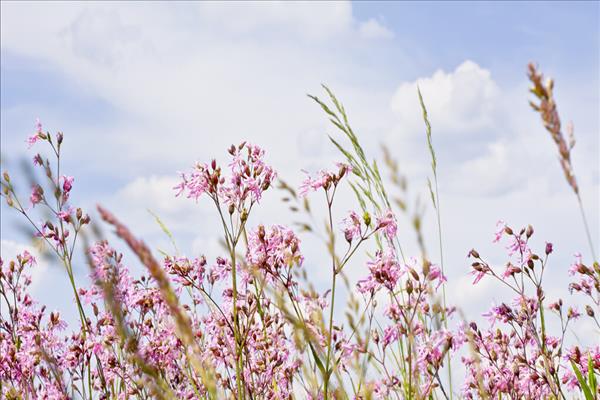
[341,211,362,242]
[33,154,43,166]
[470,263,489,284]
[375,209,397,241]
[426,264,446,288]
[176,143,276,210]
[29,185,43,207]
[57,207,74,222]
[62,175,74,193]
[175,162,214,200]
[299,162,352,197]
[501,262,521,278]
[493,220,506,243]
[568,253,583,276]
[26,118,43,148]
[357,249,401,294]
[246,224,303,281]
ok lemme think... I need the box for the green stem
[577,193,597,262]
[324,191,337,399]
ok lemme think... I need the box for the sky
[1,1,599,346]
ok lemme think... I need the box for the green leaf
[309,342,326,376]
[571,360,595,400]
[589,355,598,395]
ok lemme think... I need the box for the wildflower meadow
[1,58,598,400]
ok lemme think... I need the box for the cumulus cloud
[391,60,500,137]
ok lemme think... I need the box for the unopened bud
[2,171,9,183]
[586,305,594,317]
[406,279,413,294]
[363,212,371,227]
[526,225,534,238]
[409,268,420,281]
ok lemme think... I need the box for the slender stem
[324,190,337,399]
[576,193,597,262]
[433,172,452,398]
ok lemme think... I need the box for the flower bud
[363,212,371,227]
[468,249,480,258]
[586,305,594,317]
[526,224,534,238]
[406,279,413,294]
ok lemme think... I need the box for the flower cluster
[246,224,303,282]
[175,142,276,213]
[463,222,599,399]
[299,162,352,197]
[0,252,71,400]
[342,208,398,243]
[358,254,457,398]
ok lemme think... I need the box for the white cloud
[390,60,500,137]
[358,18,394,39]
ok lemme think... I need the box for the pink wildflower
[299,162,352,197]
[357,249,401,294]
[341,210,362,242]
[26,118,43,148]
[29,185,43,207]
[375,209,397,241]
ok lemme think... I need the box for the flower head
[247,224,303,280]
[357,249,401,294]
[175,142,276,212]
[26,118,43,148]
[375,209,397,241]
[299,162,351,197]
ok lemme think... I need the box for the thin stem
[324,189,337,399]
[576,193,597,262]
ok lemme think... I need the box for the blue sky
[1,1,599,338]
